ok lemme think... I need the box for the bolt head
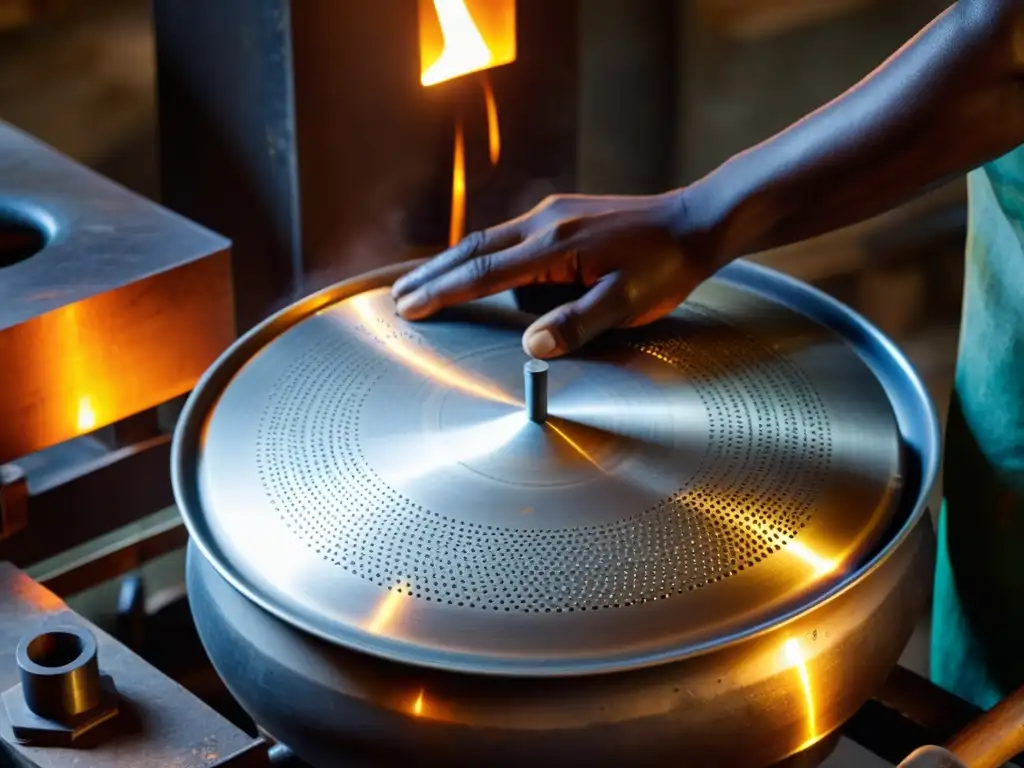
[2,676,119,747]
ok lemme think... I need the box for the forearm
[683,0,1024,264]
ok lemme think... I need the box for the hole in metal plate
[0,209,49,267]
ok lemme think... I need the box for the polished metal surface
[188,510,934,768]
[0,120,234,463]
[180,259,941,766]
[175,260,904,676]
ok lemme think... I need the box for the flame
[482,74,500,165]
[419,0,516,86]
[783,639,820,750]
[449,120,466,247]
[419,1,513,248]
[347,292,517,406]
[421,0,491,85]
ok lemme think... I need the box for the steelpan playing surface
[183,275,903,675]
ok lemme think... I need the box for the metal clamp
[2,624,120,746]
[0,463,27,540]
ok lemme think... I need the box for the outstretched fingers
[395,238,561,320]
[392,222,522,300]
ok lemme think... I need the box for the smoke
[300,206,411,298]
[261,162,566,320]
[263,154,436,316]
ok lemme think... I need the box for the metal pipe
[524,359,549,424]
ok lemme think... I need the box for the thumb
[522,274,631,358]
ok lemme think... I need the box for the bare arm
[394,0,1024,358]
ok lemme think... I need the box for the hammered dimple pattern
[254,303,833,614]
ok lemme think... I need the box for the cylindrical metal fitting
[16,625,102,723]
[524,359,549,424]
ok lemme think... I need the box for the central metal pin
[524,359,549,424]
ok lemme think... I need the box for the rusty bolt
[2,625,120,747]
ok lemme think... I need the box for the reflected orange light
[785,541,838,577]
[546,421,604,473]
[365,587,408,635]
[783,639,819,750]
[450,120,466,247]
[76,396,96,432]
[11,571,65,612]
[411,689,426,716]
[482,74,501,165]
[348,293,517,406]
[419,0,517,86]
[59,304,107,436]
[684,489,838,579]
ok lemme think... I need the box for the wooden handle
[946,684,1024,767]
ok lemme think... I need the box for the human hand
[897,746,966,768]
[391,191,720,359]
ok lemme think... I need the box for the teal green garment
[931,146,1024,709]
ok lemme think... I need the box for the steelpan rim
[171,257,941,678]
